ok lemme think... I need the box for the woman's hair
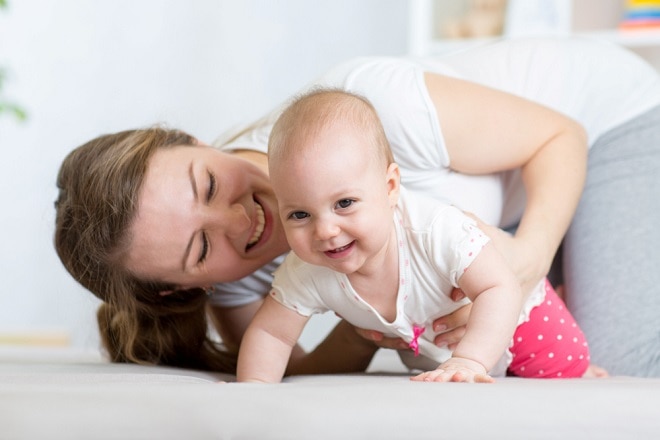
[54,127,236,372]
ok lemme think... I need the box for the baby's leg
[508,280,590,378]
[563,105,660,377]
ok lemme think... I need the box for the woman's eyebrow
[181,162,199,271]
[188,161,198,201]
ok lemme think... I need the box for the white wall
[0,0,408,351]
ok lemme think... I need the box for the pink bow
[409,324,426,357]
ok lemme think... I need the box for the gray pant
[563,104,660,377]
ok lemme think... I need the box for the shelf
[420,29,660,56]
[582,28,660,48]
[408,0,660,57]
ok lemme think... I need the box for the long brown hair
[54,127,236,372]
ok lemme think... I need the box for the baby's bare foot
[582,364,609,378]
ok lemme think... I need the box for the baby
[237,89,594,383]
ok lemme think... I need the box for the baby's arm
[412,242,523,383]
[237,295,310,383]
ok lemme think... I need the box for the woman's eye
[198,232,209,264]
[336,199,354,209]
[207,172,216,202]
[289,211,309,220]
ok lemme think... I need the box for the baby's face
[270,127,399,275]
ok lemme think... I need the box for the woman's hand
[353,327,409,350]
[430,296,471,350]
[354,298,472,351]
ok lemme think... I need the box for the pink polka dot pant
[507,279,590,378]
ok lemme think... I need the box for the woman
[55,36,660,377]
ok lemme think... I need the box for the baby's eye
[289,211,309,220]
[336,199,354,209]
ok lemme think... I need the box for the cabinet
[408,0,660,69]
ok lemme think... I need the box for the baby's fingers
[474,374,495,383]
[410,368,448,382]
[410,369,463,383]
[411,369,494,383]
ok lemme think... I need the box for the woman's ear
[386,162,401,207]
[159,289,175,297]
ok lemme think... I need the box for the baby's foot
[582,364,609,378]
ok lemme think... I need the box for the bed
[1,345,659,439]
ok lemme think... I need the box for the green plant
[0,0,27,122]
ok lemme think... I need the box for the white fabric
[210,36,660,308]
[270,188,545,374]
[208,255,284,308]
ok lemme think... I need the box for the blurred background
[1,0,658,355]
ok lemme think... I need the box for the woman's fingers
[431,303,471,348]
[353,327,409,350]
[450,287,466,302]
[433,326,467,350]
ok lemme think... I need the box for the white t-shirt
[210,36,660,308]
[269,188,545,373]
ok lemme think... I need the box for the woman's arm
[424,73,588,294]
[285,319,379,376]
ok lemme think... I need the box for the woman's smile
[246,199,266,251]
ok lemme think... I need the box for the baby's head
[269,88,394,171]
[268,88,400,273]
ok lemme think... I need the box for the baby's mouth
[246,201,265,251]
[327,242,352,254]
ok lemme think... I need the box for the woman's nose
[207,203,250,238]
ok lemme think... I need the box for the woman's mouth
[246,201,265,251]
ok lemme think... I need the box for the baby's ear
[386,162,401,205]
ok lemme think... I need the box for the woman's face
[125,145,289,289]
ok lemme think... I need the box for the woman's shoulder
[316,56,425,92]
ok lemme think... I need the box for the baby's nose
[314,218,340,240]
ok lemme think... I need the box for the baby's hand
[410,357,494,383]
